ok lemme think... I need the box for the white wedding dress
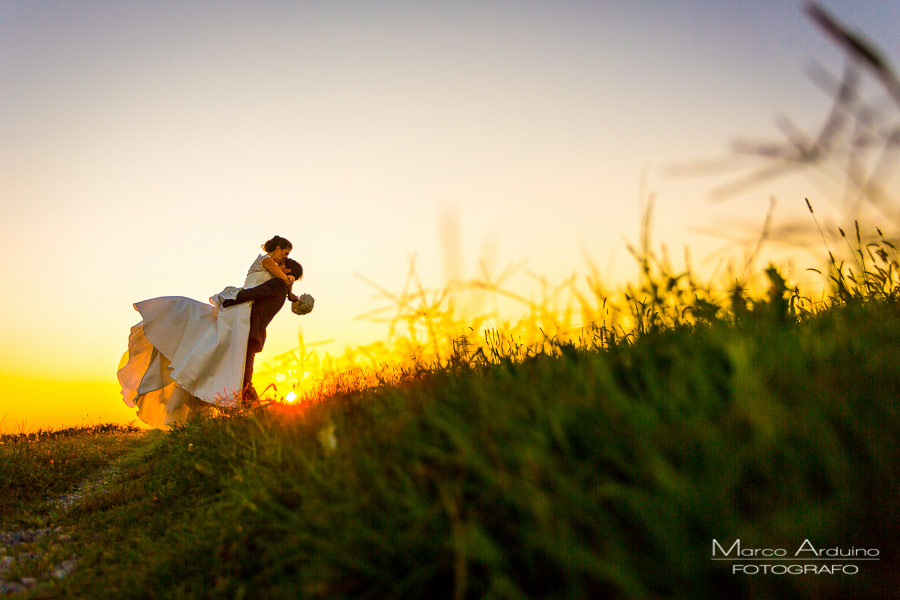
[117,255,275,428]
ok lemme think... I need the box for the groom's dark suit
[225,278,291,393]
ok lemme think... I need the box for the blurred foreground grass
[8,231,899,599]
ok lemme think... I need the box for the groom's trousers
[230,278,290,389]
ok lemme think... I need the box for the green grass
[6,226,900,599]
[9,294,897,599]
[0,424,144,528]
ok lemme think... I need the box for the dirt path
[0,455,131,594]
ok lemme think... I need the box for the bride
[117,235,299,428]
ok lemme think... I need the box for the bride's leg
[224,279,288,307]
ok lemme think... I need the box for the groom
[223,257,303,404]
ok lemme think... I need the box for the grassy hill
[2,281,898,598]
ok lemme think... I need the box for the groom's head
[283,258,303,281]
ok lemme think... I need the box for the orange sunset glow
[2,1,899,432]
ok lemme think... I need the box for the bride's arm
[261,256,294,284]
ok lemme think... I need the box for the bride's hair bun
[263,235,293,252]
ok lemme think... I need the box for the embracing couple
[117,235,310,428]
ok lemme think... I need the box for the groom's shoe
[241,384,260,408]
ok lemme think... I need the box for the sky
[2,0,899,431]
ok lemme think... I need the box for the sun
[285,391,298,403]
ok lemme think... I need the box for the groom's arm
[261,256,295,284]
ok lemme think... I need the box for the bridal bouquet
[292,293,315,315]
